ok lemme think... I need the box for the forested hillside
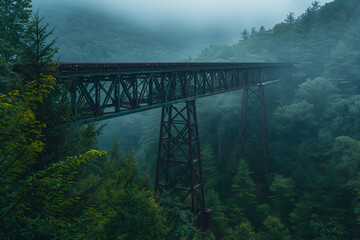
[1,0,360,239]
[0,1,168,239]
[184,0,360,238]
[136,0,360,239]
[31,2,226,62]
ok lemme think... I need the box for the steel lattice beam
[155,100,208,228]
[53,62,292,123]
[236,84,270,176]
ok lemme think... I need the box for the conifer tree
[206,189,228,238]
[201,141,218,190]
[0,0,32,60]
[222,221,257,240]
[259,216,291,240]
[228,159,257,225]
[269,175,295,222]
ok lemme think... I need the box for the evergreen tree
[284,12,295,24]
[221,220,257,240]
[206,189,228,238]
[201,141,218,190]
[259,216,291,240]
[0,0,32,92]
[0,72,109,239]
[20,10,57,81]
[240,29,250,41]
[160,195,198,240]
[0,0,32,60]
[269,175,295,222]
[227,159,257,225]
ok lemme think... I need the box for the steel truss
[59,63,291,123]
[51,62,292,229]
[155,100,208,228]
[236,84,270,175]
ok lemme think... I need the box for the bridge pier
[236,84,270,176]
[155,100,208,229]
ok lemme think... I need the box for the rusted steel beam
[155,100,208,229]
[56,62,292,123]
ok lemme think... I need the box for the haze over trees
[1,0,360,239]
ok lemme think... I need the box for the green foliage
[0,72,110,239]
[295,77,339,105]
[227,159,257,225]
[284,12,296,24]
[0,57,21,92]
[310,216,350,240]
[0,76,55,179]
[331,136,360,179]
[356,188,360,224]
[19,10,58,82]
[1,3,169,239]
[0,0,32,60]
[201,141,218,190]
[32,3,212,62]
[206,189,228,238]
[187,0,360,238]
[240,29,250,41]
[78,144,169,240]
[269,175,295,222]
[22,10,57,64]
[221,221,257,240]
[259,216,291,240]
[161,195,198,240]
[273,100,317,133]
[3,0,359,238]
[193,230,217,240]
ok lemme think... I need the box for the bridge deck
[59,62,290,75]
[58,62,292,123]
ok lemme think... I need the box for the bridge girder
[58,63,291,123]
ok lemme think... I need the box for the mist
[3,0,360,238]
[33,0,333,46]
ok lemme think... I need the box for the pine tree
[284,12,295,24]
[259,216,291,240]
[240,29,250,41]
[0,0,32,60]
[206,189,228,238]
[228,159,257,225]
[269,175,295,222]
[222,220,257,240]
[201,141,218,190]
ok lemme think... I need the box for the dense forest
[1,0,360,239]
[30,1,232,62]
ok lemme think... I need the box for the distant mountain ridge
[34,3,233,62]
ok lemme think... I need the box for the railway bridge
[58,62,292,228]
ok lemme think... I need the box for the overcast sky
[33,0,334,44]
[110,0,333,28]
[34,0,333,28]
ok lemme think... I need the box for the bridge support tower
[236,84,270,176]
[155,100,208,228]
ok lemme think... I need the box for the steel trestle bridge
[59,62,290,123]
[58,62,292,228]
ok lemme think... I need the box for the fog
[33,0,333,44]
[93,0,333,28]
[29,0,336,151]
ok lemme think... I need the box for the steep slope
[35,5,210,62]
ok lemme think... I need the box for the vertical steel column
[114,76,120,112]
[132,75,138,108]
[95,77,101,115]
[259,84,270,175]
[70,78,77,119]
[155,100,208,229]
[235,84,270,175]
